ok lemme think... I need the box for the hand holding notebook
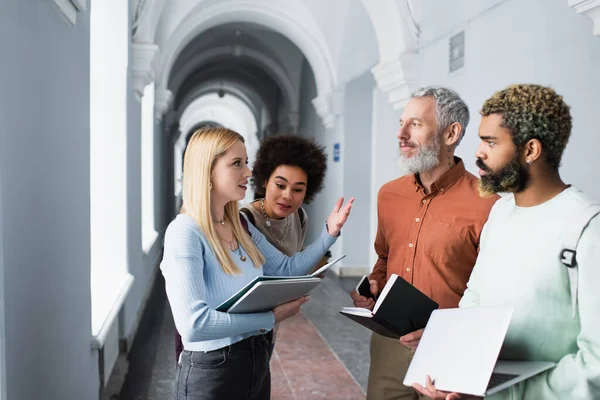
[350,275,378,310]
[340,274,438,339]
[399,328,424,350]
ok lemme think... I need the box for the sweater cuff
[321,223,338,248]
[255,311,275,332]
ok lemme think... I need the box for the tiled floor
[271,312,364,399]
[112,272,369,399]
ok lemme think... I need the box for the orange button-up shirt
[370,158,498,309]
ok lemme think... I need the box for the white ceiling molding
[131,43,160,101]
[133,0,167,42]
[400,0,420,42]
[132,0,149,37]
[71,0,86,11]
[154,88,173,123]
[169,45,298,116]
[569,0,600,36]
[312,90,343,129]
[152,0,336,128]
[53,0,78,25]
[361,0,420,109]
[371,52,419,110]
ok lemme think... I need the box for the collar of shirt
[413,157,466,195]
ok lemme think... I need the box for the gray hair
[411,86,470,145]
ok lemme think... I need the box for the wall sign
[333,143,341,162]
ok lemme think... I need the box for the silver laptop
[403,306,555,396]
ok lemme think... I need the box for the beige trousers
[366,333,430,400]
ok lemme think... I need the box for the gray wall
[341,71,374,268]
[297,59,333,246]
[0,141,7,399]
[0,1,98,399]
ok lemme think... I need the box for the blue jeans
[174,331,273,400]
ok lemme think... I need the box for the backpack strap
[561,200,600,318]
[239,211,252,237]
[298,207,306,226]
[239,207,256,226]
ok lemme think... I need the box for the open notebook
[340,273,438,338]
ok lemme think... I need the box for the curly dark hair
[251,135,327,204]
[481,84,572,169]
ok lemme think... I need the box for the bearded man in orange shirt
[351,86,498,400]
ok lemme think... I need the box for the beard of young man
[397,133,442,176]
[477,153,530,197]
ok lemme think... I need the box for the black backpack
[239,211,252,237]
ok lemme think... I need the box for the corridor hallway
[113,273,369,400]
[2,0,600,398]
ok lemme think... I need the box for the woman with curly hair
[238,135,331,358]
[240,135,328,257]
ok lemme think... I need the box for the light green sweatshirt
[460,187,600,400]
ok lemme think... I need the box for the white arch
[360,0,418,63]
[360,0,420,109]
[179,93,258,144]
[176,94,260,202]
[132,0,167,42]
[569,0,600,36]
[155,0,336,101]
[169,45,298,115]
[177,80,264,125]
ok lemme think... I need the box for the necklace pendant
[240,255,246,262]
[265,220,271,227]
[220,220,225,226]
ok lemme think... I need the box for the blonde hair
[181,126,265,274]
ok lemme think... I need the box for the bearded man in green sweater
[413,84,600,400]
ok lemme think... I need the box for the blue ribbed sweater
[160,213,336,352]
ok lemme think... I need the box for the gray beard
[396,136,442,176]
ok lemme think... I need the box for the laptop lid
[403,306,513,396]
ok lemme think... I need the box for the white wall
[297,60,339,249]
[0,2,98,399]
[334,0,379,85]
[415,0,600,199]
[369,88,403,266]
[303,0,379,86]
[341,72,375,268]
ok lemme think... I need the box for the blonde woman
[161,127,354,400]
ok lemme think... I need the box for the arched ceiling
[179,93,258,147]
[177,79,265,125]
[133,0,421,125]
[164,20,303,136]
[167,22,300,117]
[173,60,279,111]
